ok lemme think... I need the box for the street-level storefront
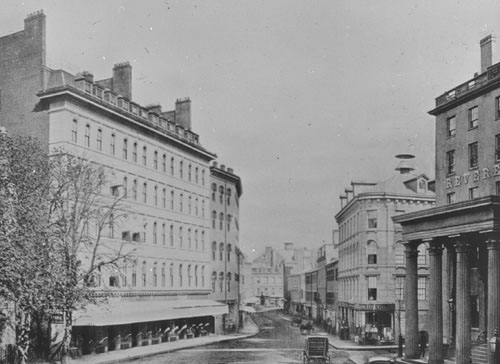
[393,196,500,364]
[338,301,395,344]
[71,298,228,355]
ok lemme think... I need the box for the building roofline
[210,166,243,196]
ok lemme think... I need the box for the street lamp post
[397,300,403,358]
[447,297,455,358]
[489,328,499,364]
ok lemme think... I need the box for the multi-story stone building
[335,156,435,345]
[251,247,285,307]
[209,161,243,332]
[0,11,237,355]
[394,35,500,364]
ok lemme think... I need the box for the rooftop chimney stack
[112,62,132,100]
[175,98,191,130]
[480,35,495,73]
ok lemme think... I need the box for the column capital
[454,241,471,254]
[428,245,444,256]
[405,243,419,259]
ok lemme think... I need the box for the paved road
[129,311,351,363]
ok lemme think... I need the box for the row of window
[339,210,379,242]
[210,271,241,293]
[120,223,206,249]
[446,141,478,175]
[211,183,237,206]
[446,105,479,138]
[99,261,206,289]
[256,286,283,296]
[211,211,237,231]
[115,176,206,217]
[72,119,206,185]
[211,242,236,261]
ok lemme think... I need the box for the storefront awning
[73,298,228,327]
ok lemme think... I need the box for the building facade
[0,12,237,355]
[251,247,285,307]
[335,157,435,345]
[394,35,500,364]
[209,162,243,332]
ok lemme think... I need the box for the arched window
[194,230,198,249]
[226,188,232,205]
[142,182,147,203]
[188,264,192,287]
[142,261,147,287]
[133,142,137,162]
[142,146,147,165]
[123,176,128,199]
[212,271,217,292]
[110,133,115,155]
[162,223,166,245]
[201,266,205,287]
[212,241,217,260]
[219,212,224,230]
[179,160,184,179]
[72,119,78,143]
[219,186,224,204]
[153,222,157,244]
[123,138,128,159]
[153,150,158,169]
[202,169,205,186]
[367,240,377,264]
[170,225,174,246]
[187,228,192,248]
[418,243,428,266]
[97,128,102,151]
[195,167,199,184]
[84,124,90,147]
[394,242,405,266]
[131,260,137,287]
[227,214,232,232]
[154,185,158,206]
[170,157,175,175]
[211,183,217,201]
[179,193,183,212]
[195,265,198,287]
[227,272,231,292]
[212,211,217,229]
[179,226,183,247]
[201,231,205,250]
[152,262,158,287]
[219,272,224,291]
[219,242,224,261]
[132,179,137,200]
[202,200,205,217]
[162,154,167,172]
[161,263,166,287]
[170,263,174,286]
[188,164,192,181]
[179,264,183,287]
[227,243,232,262]
[195,198,198,216]
[188,196,192,214]
[162,188,166,208]
[170,190,175,210]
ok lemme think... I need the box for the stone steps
[471,344,487,364]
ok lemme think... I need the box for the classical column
[428,244,444,364]
[404,241,419,359]
[487,238,500,364]
[455,241,471,364]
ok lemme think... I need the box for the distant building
[209,162,243,332]
[251,247,285,307]
[335,155,435,344]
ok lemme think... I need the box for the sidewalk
[70,316,259,364]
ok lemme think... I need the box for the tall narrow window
[169,225,174,246]
[227,214,232,232]
[418,277,427,300]
[202,169,205,186]
[162,188,166,208]
[153,222,157,244]
[219,212,224,230]
[188,196,192,214]
[179,160,184,179]
[212,272,216,292]
[212,211,217,229]
[219,242,224,261]
[188,265,192,287]
[188,164,192,181]
[179,193,183,212]
[132,179,137,200]
[219,272,224,291]
[154,150,158,169]
[142,261,147,287]
[170,263,174,286]
[162,154,167,172]
[447,115,456,137]
[179,226,183,247]
[367,210,377,229]
[468,106,478,129]
[227,243,231,262]
[188,228,192,248]
[110,133,115,155]
[97,128,102,151]
[170,157,175,175]
[367,240,377,264]
[469,142,478,169]
[219,186,224,204]
[497,181,500,196]
[123,177,128,199]
[496,134,500,161]
[496,95,500,119]
[201,266,205,287]
[395,276,404,300]
[133,142,137,162]
[170,190,175,210]
[447,192,456,204]
[162,223,166,245]
[201,231,205,250]
[195,265,198,287]
[131,261,137,287]
[142,146,147,166]
[211,183,217,201]
[367,276,377,300]
[152,262,158,287]
[195,167,199,184]
[195,198,198,216]
[447,150,456,175]
[227,188,232,205]
[123,138,128,159]
[179,264,183,287]
[154,185,158,206]
[72,119,78,143]
[212,242,217,260]
[161,263,166,287]
[143,182,147,203]
[85,124,90,147]
[202,200,205,218]
[194,230,198,249]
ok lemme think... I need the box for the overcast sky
[2,0,500,258]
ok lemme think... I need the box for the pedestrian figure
[419,331,428,358]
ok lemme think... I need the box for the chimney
[480,35,495,73]
[146,104,162,114]
[212,161,218,168]
[340,194,347,209]
[112,62,132,100]
[24,10,46,66]
[175,98,191,130]
[227,167,234,174]
[220,164,226,171]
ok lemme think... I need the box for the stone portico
[393,195,500,364]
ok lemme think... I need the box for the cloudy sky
[2,0,500,257]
